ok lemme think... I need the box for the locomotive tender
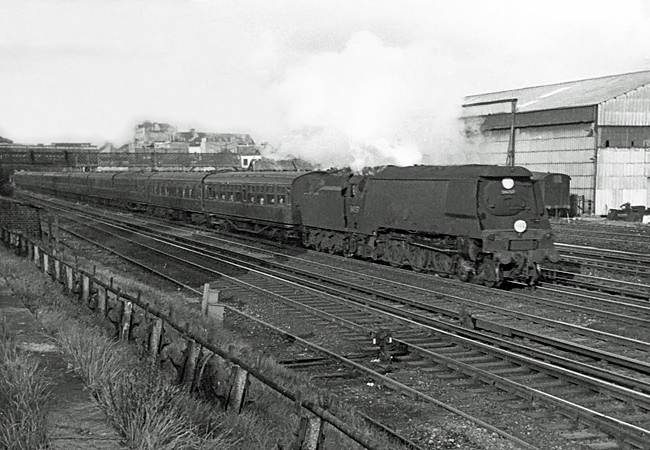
[14,164,558,286]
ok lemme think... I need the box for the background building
[462,70,650,215]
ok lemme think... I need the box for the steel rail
[54,216,539,450]
[60,220,650,449]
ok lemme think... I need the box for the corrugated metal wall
[595,147,649,215]
[467,123,596,203]
[599,84,650,126]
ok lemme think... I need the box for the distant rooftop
[463,70,650,113]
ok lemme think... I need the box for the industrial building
[462,70,650,216]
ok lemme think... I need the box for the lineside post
[202,282,224,325]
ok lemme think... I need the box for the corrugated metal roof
[463,70,650,113]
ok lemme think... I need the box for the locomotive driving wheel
[385,241,406,268]
[431,252,452,277]
[477,257,501,288]
[453,255,472,282]
[408,245,429,272]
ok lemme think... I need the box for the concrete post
[81,275,90,304]
[43,254,49,276]
[226,366,249,414]
[149,319,163,357]
[97,286,107,317]
[54,259,60,282]
[182,340,201,391]
[303,416,325,450]
[53,215,59,256]
[34,245,40,267]
[120,301,133,341]
[66,266,73,294]
[202,283,224,325]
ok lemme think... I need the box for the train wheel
[409,246,428,272]
[477,258,501,288]
[432,253,452,277]
[454,255,471,282]
[385,241,406,268]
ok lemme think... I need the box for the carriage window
[553,175,563,183]
[349,184,357,197]
[235,192,242,202]
[278,194,286,205]
[267,194,276,205]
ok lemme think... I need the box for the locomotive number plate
[508,240,537,251]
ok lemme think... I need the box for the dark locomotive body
[14,164,559,286]
[300,165,557,285]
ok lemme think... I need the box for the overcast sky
[2,0,650,168]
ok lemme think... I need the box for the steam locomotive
[13,164,559,286]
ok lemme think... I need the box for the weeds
[1,244,377,449]
[0,332,51,450]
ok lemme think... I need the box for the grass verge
[1,243,382,449]
[0,322,51,450]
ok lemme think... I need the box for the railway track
[553,222,650,253]
[555,243,650,279]
[27,196,650,449]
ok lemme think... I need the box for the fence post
[66,265,74,294]
[290,391,308,450]
[34,245,40,268]
[81,275,90,304]
[149,319,163,357]
[97,286,107,317]
[304,416,325,450]
[120,301,133,341]
[226,365,250,414]
[20,234,27,256]
[53,258,60,282]
[43,253,50,276]
[182,340,201,391]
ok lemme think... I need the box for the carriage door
[344,177,366,231]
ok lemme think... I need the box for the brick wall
[0,197,42,236]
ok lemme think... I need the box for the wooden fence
[1,228,383,450]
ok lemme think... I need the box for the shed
[462,70,650,216]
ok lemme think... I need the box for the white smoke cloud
[257,30,467,171]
